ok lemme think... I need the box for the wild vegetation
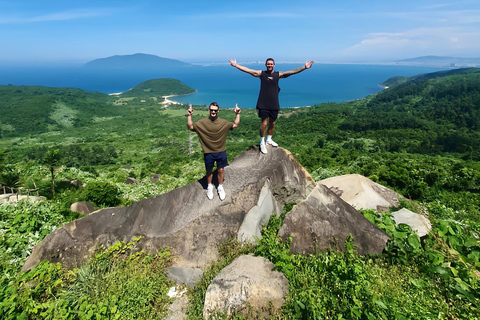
[1,70,479,319]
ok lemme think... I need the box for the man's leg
[205,168,214,199]
[259,117,268,139]
[204,154,215,200]
[217,167,224,185]
[266,117,278,147]
[206,168,213,185]
[259,118,269,154]
[216,155,227,200]
[267,117,276,135]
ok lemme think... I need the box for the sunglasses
[209,109,219,113]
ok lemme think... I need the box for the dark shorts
[258,109,279,121]
[204,151,228,171]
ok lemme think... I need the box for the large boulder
[203,255,288,319]
[320,174,401,212]
[70,201,95,214]
[279,184,390,255]
[392,208,432,237]
[23,147,316,271]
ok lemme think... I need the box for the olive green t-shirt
[193,117,234,154]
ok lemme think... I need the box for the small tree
[43,149,61,197]
[0,150,20,194]
[83,181,121,207]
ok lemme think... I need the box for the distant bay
[0,63,447,108]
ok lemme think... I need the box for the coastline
[107,90,197,106]
[162,90,197,105]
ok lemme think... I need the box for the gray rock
[237,179,283,243]
[392,208,432,237]
[22,147,315,271]
[151,174,161,183]
[163,294,189,320]
[203,255,288,319]
[125,177,139,184]
[0,193,46,203]
[279,184,390,255]
[70,201,95,214]
[320,174,401,212]
[69,180,83,187]
[167,266,203,288]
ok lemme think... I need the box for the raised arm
[233,103,241,128]
[186,105,195,131]
[279,60,314,78]
[229,58,262,77]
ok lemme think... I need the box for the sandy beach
[162,94,181,105]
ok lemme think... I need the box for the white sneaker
[260,143,268,154]
[217,185,226,201]
[266,139,278,147]
[206,185,214,200]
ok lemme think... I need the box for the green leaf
[433,266,450,279]
[464,237,478,247]
[374,299,388,309]
[407,234,421,249]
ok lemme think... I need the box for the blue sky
[1,0,479,65]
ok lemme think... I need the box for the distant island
[84,53,192,70]
[391,55,480,68]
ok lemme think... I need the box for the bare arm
[232,103,241,128]
[186,105,195,131]
[229,58,262,77]
[279,60,314,78]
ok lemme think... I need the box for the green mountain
[119,78,195,98]
[0,78,195,137]
[340,68,480,155]
[84,53,191,70]
[380,67,480,87]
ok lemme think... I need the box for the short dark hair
[209,102,219,108]
[265,58,275,65]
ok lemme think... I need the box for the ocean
[0,63,447,108]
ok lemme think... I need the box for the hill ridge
[84,53,191,69]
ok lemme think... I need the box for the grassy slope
[1,71,479,319]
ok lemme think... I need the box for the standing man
[229,58,314,154]
[187,102,241,200]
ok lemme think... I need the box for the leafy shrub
[82,181,121,207]
[0,238,174,320]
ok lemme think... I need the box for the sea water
[0,63,446,108]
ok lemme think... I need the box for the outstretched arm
[233,103,241,128]
[279,60,314,78]
[229,58,262,77]
[186,105,195,131]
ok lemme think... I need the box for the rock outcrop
[392,208,432,237]
[70,201,95,214]
[0,193,46,203]
[203,255,288,319]
[23,146,315,271]
[320,174,401,212]
[279,184,390,255]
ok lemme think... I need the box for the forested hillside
[119,78,196,99]
[0,78,195,137]
[0,69,479,319]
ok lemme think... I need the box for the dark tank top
[256,71,280,110]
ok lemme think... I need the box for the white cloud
[343,27,480,59]
[0,9,109,24]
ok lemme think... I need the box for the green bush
[82,181,121,207]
